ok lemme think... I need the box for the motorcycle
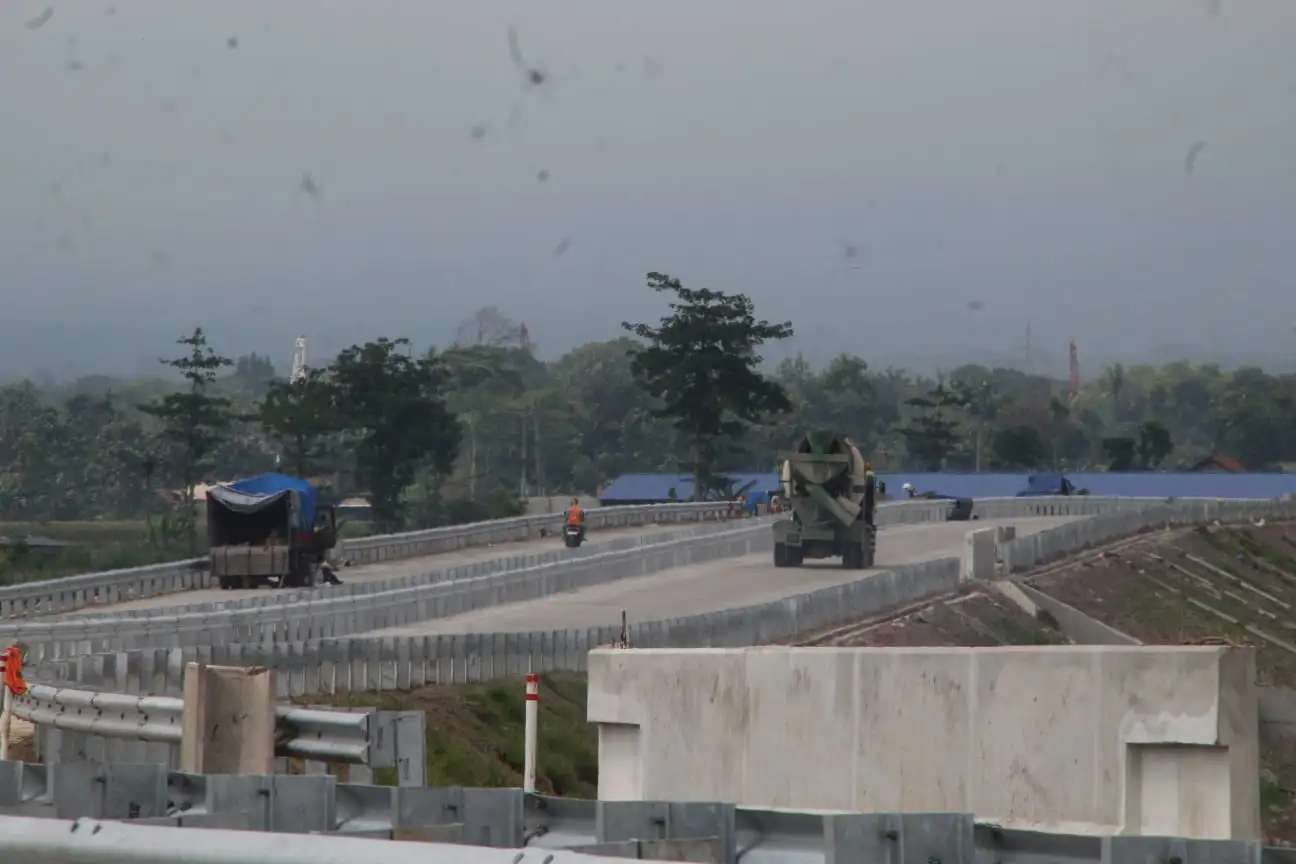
[563,524,585,548]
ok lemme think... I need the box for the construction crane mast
[1068,341,1080,406]
[290,336,308,384]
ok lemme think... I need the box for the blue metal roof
[880,472,1296,500]
[600,473,780,503]
[598,471,1296,503]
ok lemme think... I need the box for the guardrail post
[523,673,539,793]
[0,679,12,762]
[180,663,276,775]
[394,711,427,787]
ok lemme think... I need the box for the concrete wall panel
[587,646,1260,840]
[970,648,1101,828]
[856,649,972,813]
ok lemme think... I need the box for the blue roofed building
[599,472,781,505]
[599,470,1296,504]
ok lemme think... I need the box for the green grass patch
[317,673,598,797]
[0,520,147,544]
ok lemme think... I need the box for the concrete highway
[369,516,1079,636]
[59,523,688,617]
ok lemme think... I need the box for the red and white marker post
[523,672,539,793]
[0,651,12,761]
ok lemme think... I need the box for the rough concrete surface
[587,645,1260,841]
[61,523,682,616]
[372,517,1078,637]
[1020,521,1296,844]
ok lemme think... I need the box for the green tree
[991,425,1047,469]
[548,338,675,490]
[952,377,1002,471]
[228,352,278,399]
[139,328,236,552]
[1135,420,1173,470]
[329,338,461,531]
[0,382,66,519]
[60,393,154,518]
[259,368,338,478]
[1101,436,1137,472]
[899,383,967,471]
[622,272,793,499]
[441,344,528,501]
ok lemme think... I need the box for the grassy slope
[314,673,599,797]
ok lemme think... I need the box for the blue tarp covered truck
[206,473,337,590]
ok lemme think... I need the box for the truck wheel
[842,543,865,570]
[218,575,233,590]
[774,542,788,568]
[787,545,803,567]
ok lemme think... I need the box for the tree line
[3,273,1295,545]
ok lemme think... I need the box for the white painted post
[523,672,539,793]
[0,655,11,762]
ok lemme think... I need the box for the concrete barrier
[0,495,1182,622]
[998,497,1296,572]
[4,523,782,661]
[25,495,1296,697]
[0,501,739,619]
[1,499,966,659]
[55,518,766,623]
[585,645,1261,840]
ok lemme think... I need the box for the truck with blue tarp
[206,473,337,590]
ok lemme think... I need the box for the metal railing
[0,815,645,864]
[0,501,738,619]
[0,776,1284,858]
[9,684,374,765]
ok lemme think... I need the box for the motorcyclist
[565,498,586,543]
[903,482,916,498]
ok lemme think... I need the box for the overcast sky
[2,0,1295,380]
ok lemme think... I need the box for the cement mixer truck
[772,431,879,569]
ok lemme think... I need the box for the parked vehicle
[206,473,337,590]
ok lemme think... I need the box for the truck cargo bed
[210,544,291,577]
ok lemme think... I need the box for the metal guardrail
[275,705,370,763]
[0,501,738,619]
[0,773,1286,858]
[0,815,639,864]
[9,684,373,765]
[13,684,183,744]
